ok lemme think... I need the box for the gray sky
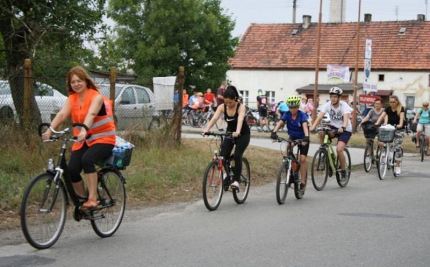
[221,0,430,37]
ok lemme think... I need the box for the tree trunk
[2,23,41,129]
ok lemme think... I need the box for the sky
[221,0,430,37]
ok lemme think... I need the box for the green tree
[0,0,105,126]
[108,0,238,89]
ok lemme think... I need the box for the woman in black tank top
[203,85,250,189]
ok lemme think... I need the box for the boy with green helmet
[271,95,310,191]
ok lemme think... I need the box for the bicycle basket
[378,128,395,143]
[362,123,377,139]
[112,136,134,169]
[112,146,133,170]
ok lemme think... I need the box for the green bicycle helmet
[286,96,301,108]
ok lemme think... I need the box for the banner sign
[327,64,350,82]
[363,82,377,92]
[359,94,379,104]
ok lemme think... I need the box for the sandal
[82,199,100,210]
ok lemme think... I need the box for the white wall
[227,69,430,110]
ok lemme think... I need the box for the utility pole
[292,0,297,23]
[426,0,428,20]
[312,0,323,122]
[352,0,362,133]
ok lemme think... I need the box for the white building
[227,14,430,111]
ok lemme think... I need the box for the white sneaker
[231,181,240,189]
[394,166,401,176]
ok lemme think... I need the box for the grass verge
[0,126,281,230]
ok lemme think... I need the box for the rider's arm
[48,99,72,130]
[83,94,104,129]
[272,120,285,133]
[303,121,309,137]
[310,111,324,129]
[342,112,351,130]
[235,104,247,134]
[398,110,405,129]
[203,104,223,132]
[361,112,371,124]
[375,111,386,125]
[413,110,420,123]
[383,112,388,125]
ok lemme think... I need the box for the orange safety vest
[69,89,116,151]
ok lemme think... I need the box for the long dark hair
[223,85,240,101]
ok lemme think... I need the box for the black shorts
[258,106,268,117]
[291,137,309,156]
[329,126,352,144]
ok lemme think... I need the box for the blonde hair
[389,95,403,116]
[67,66,98,94]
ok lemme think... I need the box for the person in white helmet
[310,87,352,181]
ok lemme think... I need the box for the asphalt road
[1,154,430,267]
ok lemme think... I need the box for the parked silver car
[98,84,157,130]
[0,80,66,123]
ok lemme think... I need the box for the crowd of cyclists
[201,83,429,205]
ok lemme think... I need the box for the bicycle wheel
[363,142,373,172]
[336,148,351,188]
[233,157,251,204]
[202,161,224,211]
[20,173,67,249]
[377,146,388,180]
[420,135,425,162]
[91,170,126,238]
[392,147,404,177]
[276,161,290,204]
[311,149,328,191]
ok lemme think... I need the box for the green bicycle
[311,126,351,191]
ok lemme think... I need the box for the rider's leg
[69,146,87,198]
[220,137,234,178]
[231,134,251,182]
[81,143,115,208]
[299,143,309,185]
[337,141,347,170]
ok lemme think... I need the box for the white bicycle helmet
[328,86,343,96]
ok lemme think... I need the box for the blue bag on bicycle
[112,136,134,169]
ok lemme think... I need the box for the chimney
[417,14,426,21]
[330,0,346,23]
[303,15,311,29]
[364,13,372,22]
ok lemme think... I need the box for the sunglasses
[389,101,396,103]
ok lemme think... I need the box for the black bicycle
[20,123,126,249]
[274,137,306,204]
[202,132,251,211]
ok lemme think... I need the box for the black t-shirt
[224,103,250,135]
[385,106,405,128]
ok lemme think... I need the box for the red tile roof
[229,21,430,70]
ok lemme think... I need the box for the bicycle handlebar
[38,123,92,141]
[203,131,233,137]
[275,137,306,146]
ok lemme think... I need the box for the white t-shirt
[321,100,352,132]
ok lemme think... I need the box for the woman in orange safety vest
[42,66,116,209]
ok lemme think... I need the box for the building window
[239,90,249,106]
[405,96,415,111]
[378,74,385,82]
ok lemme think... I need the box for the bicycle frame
[322,131,337,173]
[281,139,301,183]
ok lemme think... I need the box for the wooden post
[23,59,32,128]
[171,66,185,143]
[109,67,117,115]
[312,0,323,123]
[352,0,362,133]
